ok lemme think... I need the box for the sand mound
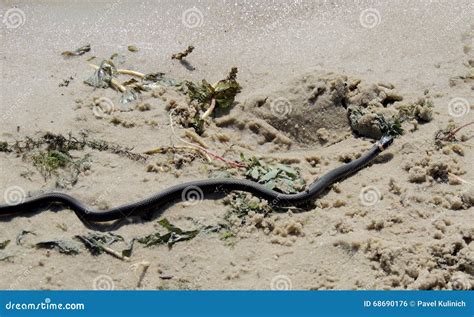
[241,71,408,145]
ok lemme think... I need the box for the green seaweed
[137,218,198,248]
[35,240,80,255]
[241,155,306,194]
[186,67,241,110]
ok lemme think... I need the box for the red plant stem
[445,121,474,140]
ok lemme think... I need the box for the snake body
[0,136,393,223]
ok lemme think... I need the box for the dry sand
[0,0,473,290]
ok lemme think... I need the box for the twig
[184,130,208,148]
[143,145,209,161]
[444,121,474,141]
[171,45,194,60]
[169,109,246,168]
[117,69,145,78]
[134,261,150,289]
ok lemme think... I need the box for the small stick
[135,261,150,289]
[444,121,474,141]
[99,243,130,262]
[117,69,145,78]
[169,109,246,168]
[144,145,212,161]
[184,130,208,148]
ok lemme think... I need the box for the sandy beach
[0,0,473,290]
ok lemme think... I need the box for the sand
[0,0,473,290]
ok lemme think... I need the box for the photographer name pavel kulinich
[414,300,466,308]
[363,300,467,308]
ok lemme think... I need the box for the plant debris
[16,230,36,245]
[172,45,194,60]
[0,141,9,152]
[242,155,305,194]
[128,45,139,52]
[2,132,147,162]
[61,44,91,57]
[225,193,272,220]
[137,218,199,248]
[75,232,131,261]
[186,67,241,120]
[435,121,474,148]
[75,232,124,255]
[0,240,11,249]
[59,76,74,87]
[35,240,80,255]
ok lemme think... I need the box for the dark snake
[0,136,393,223]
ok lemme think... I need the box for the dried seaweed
[128,45,139,52]
[16,230,35,245]
[242,155,306,194]
[172,45,194,60]
[227,193,272,219]
[186,67,241,116]
[35,240,80,255]
[0,141,9,152]
[137,218,198,248]
[61,44,91,57]
[0,240,10,249]
[75,232,125,257]
[3,132,147,162]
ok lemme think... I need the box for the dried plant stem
[144,145,210,161]
[98,242,130,262]
[445,121,474,140]
[135,261,150,289]
[117,69,145,78]
[201,98,216,120]
[169,109,245,168]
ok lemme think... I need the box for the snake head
[378,135,394,150]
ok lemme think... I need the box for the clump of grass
[32,150,72,175]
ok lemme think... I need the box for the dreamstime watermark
[359,186,381,206]
[92,275,115,290]
[1,87,34,122]
[448,97,470,118]
[2,7,26,29]
[359,8,381,29]
[270,275,292,290]
[181,7,204,28]
[270,97,292,118]
[92,97,115,118]
[4,186,26,206]
[181,185,204,206]
[8,265,33,290]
